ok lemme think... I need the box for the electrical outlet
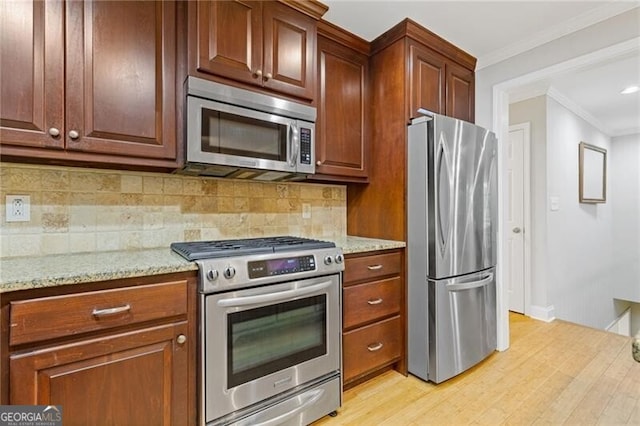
[302,203,311,219]
[6,195,31,222]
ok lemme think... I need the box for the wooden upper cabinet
[196,0,262,86]
[409,41,446,119]
[409,42,475,123]
[0,0,178,168]
[262,2,316,99]
[193,0,324,101]
[316,28,368,181]
[446,61,475,123]
[407,38,475,123]
[65,0,176,159]
[0,0,64,150]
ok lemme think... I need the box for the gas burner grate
[170,236,335,261]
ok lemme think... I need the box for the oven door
[203,274,341,423]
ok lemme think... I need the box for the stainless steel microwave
[183,77,316,181]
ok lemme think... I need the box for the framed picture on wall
[579,142,607,203]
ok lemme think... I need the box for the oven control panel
[248,255,316,279]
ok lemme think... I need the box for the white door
[507,124,528,313]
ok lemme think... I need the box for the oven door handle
[244,388,325,426]
[216,280,333,308]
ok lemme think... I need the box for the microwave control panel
[299,128,312,165]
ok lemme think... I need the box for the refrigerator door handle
[446,272,494,292]
[436,140,452,253]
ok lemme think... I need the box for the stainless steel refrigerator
[407,112,498,384]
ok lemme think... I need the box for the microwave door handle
[288,123,299,167]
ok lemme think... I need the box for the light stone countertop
[0,236,405,293]
[0,248,198,293]
[336,235,406,255]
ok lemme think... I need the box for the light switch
[550,196,560,211]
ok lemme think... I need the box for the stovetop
[171,236,336,261]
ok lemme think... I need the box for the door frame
[491,37,640,351]
[507,122,532,316]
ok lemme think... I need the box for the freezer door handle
[446,272,493,292]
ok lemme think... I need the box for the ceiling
[323,1,640,136]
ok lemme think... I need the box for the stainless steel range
[171,236,344,426]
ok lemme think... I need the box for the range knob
[334,254,344,264]
[223,266,236,279]
[206,269,219,281]
[323,256,333,265]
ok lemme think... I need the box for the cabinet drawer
[343,316,401,382]
[344,252,402,284]
[9,280,187,346]
[343,277,401,329]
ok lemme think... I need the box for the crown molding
[477,3,639,70]
[612,127,640,138]
[508,85,548,104]
[546,86,614,137]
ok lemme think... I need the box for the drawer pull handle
[92,304,131,317]
[367,342,384,352]
[367,298,383,305]
[367,264,383,271]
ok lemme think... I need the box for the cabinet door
[446,61,475,123]
[64,0,177,160]
[10,322,189,426]
[409,42,446,120]
[0,0,64,150]
[196,0,262,86]
[262,2,316,100]
[316,36,368,179]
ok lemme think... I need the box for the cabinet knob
[264,72,272,81]
[68,130,79,139]
[255,69,263,78]
[176,334,187,345]
[316,161,322,166]
[48,127,60,137]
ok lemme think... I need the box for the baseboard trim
[606,307,631,336]
[529,305,556,322]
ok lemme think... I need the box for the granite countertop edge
[0,236,406,293]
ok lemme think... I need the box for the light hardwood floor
[314,313,640,425]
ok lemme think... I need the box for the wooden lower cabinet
[10,322,188,426]
[342,249,405,388]
[3,273,196,425]
[343,277,401,329]
[343,316,402,382]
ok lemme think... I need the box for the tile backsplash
[0,163,346,258]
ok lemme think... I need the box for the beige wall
[0,163,346,258]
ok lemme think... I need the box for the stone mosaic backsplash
[0,163,346,258]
